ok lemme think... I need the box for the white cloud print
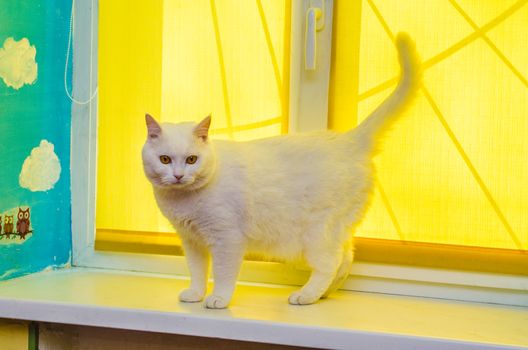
[0,37,38,89]
[19,140,61,192]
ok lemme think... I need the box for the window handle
[305,0,325,71]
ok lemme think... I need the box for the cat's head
[141,114,216,191]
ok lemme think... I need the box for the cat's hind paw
[204,294,229,309]
[288,291,320,305]
[179,288,204,303]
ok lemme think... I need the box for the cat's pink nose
[174,175,184,181]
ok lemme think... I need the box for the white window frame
[70,0,528,308]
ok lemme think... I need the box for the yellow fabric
[97,0,165,233]
[329,0,528,250]
[96,0,290,234]
[161,0,290,139]
[98,0,528,253]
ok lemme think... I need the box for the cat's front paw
[179,288,204,303]
[204,294,229,309]
[288,291,320,305]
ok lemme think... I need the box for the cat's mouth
[163,177,195,189]
[172,180,189,186]
[148,171,209,191]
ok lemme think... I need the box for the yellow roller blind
[96,0,291,235]
[96,0,164,235]
[329,0,528,251]
[96,0,527,272]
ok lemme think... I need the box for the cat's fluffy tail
[352,32,421,153]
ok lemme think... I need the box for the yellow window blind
[96,0,528,273]
[330,0,528,252]
[96,0,291,237]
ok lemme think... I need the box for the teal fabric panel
[0,0,72,279]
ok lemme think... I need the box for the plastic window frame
[70,0,528,308]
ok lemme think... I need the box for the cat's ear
[145,113,162,139]
[194,115,211,142]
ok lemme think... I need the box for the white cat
[142,33,421,309]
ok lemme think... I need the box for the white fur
[142,33,421,308]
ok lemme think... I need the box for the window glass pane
[96,0,290,240]
[331,0,528,251]
[96,0,528,267]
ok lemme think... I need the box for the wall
[0,0,72,279]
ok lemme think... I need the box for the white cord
[64,0,98,105]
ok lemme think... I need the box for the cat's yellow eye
[186,155,198,164]
[159,155,171,164]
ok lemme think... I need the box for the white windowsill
[0,268,526,350]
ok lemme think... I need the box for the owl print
[4,215,14,238]
[16,207,31,239]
